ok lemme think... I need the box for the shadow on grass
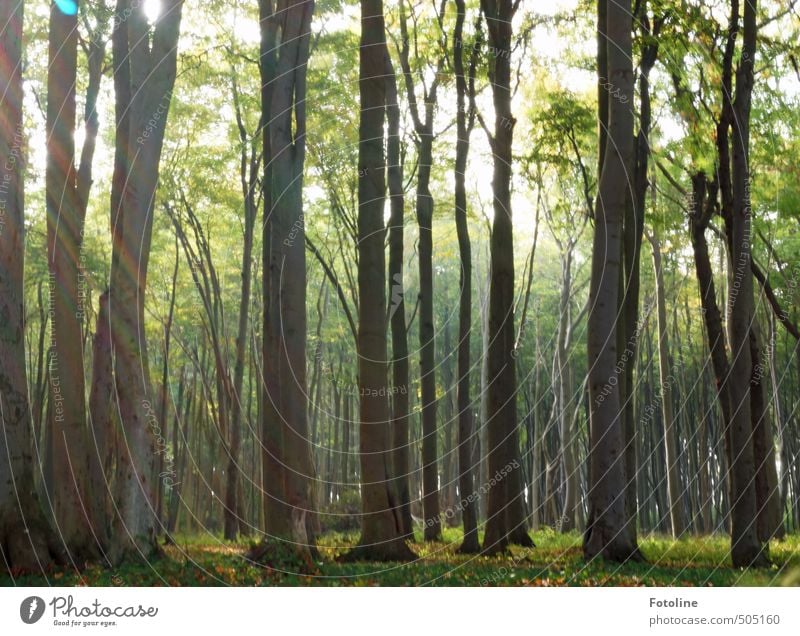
[2,528,799,586]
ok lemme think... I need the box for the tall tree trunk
[106,0,183,562]
[478,248,490,523]
[556,250,578,532]
[619,2,662,548]
[453,0,480,553]
[0,0,62,571]
[584,0,642,562]
[480,0,532,554]
[259,0,288,542]
[397,0,444,541]
[727,0,768,567]
[226,78,261,541]
[385,53,413,539]
[46,0,106,560]
[273,0,316,553]
[688,174,736,531]
[156,237,179,533]
[344,0,414,562]
[88,0,131,530]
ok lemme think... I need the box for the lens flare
[54,0,78,16]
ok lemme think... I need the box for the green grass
[3,528,800,586]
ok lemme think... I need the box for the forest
[1,0,800,587]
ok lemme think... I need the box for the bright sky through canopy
[144,0,161,23]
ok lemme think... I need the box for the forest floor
[4,528,800,586]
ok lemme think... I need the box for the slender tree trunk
[32,282,49,443]
[224,84,260,541]
[556,251,578,532]
[397,1,444,541]
[453,0,480,553]
[698,383,713,534]
[166,369,191,536]
[342,384,351,493]
[689,175,736,533]
[480,0,532,554]
[385,53,413,539]
[332,383,341,501]
[767,311,788,539]
[344,0,414,561]
[727,0,767,567]
[749,324,782,541]
[619,1,661,548]
[157,237,179,533]
[648,230,686,537]
[478,249,490,523]
[416,133,441,540]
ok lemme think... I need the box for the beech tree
[725,0,768,567]
[619,0,663,548]
[452,0,480,554]
[346,0,414,561]
[647,227,686,538]
[100,0,184,560]
[396,0,445,542]
[45,0,106,560]
[584,0,642,562]
[3,0,799,583]
[0,0,62,572]
[480,0,532,554]
[385,51,413,539]
[257,0,318,556]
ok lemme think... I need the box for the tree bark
[46,0,107,561]
[257,0,318,559]
[584,0,642,562]
[766,310,788,539]
[105,0,183,562]
[727,0,768,567]
[0,0,63,572]
[648,229,686,537]
[259,0,289,542]
[224,73,261,541]
[385,52,413,539]
[555,249,578,531]
[480,0,532,554]
[453,0,480,553]
[156,236,179,534]
[749,324,782,542]
[619,2,662,548]
[344,0,414,561]
[397,0,443,541]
